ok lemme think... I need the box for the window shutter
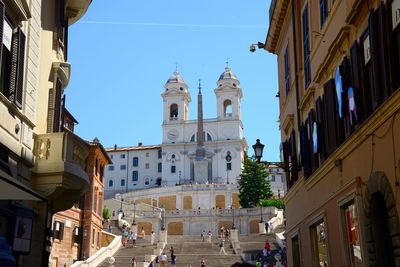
[59,222,64,240]
[323,79,339,156]
[14,28,25,109]
[53,79,63,132]
[369,9,383,108]
[60,94,66,131]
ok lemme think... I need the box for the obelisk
[194,80,208,184]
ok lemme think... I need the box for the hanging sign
[348,87,358,125]
[312,122,318,153]
[335,67,343,118]
[3,20,12,51]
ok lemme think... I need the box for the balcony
[31,132,90,212]
[65,0,92,26]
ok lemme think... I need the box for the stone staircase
[164,235,242,267]
[97,237,155,266]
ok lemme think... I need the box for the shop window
[132,157,139,167]
[341,201,363,267]
[310,219,329,267]
[53,221,64,240]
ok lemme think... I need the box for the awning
[0,169,46,201]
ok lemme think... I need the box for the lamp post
[252,139,265,163]
[120,197,124,213]
[231,205,236,229]
[260,200,264,222]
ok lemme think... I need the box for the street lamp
[120,197,124,213]
[132,202,136,225]
[252,139,265,163]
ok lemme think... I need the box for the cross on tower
[175,62,179,72]
[225,58,230,67]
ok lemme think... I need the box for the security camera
[249,44,256,52]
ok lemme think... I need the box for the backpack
[219,242,223,247]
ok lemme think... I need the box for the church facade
[104,67,248,199]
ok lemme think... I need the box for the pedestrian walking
[170,246,174,257]
[154,256,160,267]
[131,257,137,267]
[264,241,271,255]
[219,240,227,255]
[201,230,206,242]
[160,253,168,267]
[200,258,206,267]
[170,254,176,266]
[132,231,137,246]
[207,231,212,243]
[141,227,146,239]
[265,222,269,233]
[151,231,155,244]
[108,225,113,233]
[219,226,224,238]
[269,223,273,233]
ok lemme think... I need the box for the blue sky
[67,0,280,161]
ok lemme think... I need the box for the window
[120,165,126,170]
[93,192,97,214]
[132,157,139,167]
[121,179,125,187]
[146,152,149,157]
[190,134,195,142]
[97,231,100,247]
[281,176,285,183]
[171,165,176,173]
[156,177,162,186]
[95,158,98,175]
[0,11,26,110]
[170,103,178,119]
[284,46,290,95]
[145,163,149,169]
[310,219,329,267]
[120,154,125,159]
[53,221,64,240]
[100,165,104,183]
[158,162,162,172]
[145,178,149,185]
[291,235,302,267]
[319,0,328,28]
[341,201,363,266]
[110,155,113,159]
[271,175,276,182]
[73,227,81,244]
[158,149,162,159]
[92,229,95,245]
[207,133,212,141]
[302,4,311,88]
[108,165,114,171]
[172,154,176,159]
[223,99,232,117]
[132,171,138,181]
[109,180,113,187]
[227,163,232,170]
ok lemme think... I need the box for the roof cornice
[265,0,290,54]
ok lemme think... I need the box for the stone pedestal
[160,230,168,244]
[230,229,239,242]
[194,159,208,184]
[259,222,266,234]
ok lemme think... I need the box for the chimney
[138,142,143,147]
[114,144,117,150]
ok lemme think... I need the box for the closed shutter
[60,94,66,131]
[377,3,392,98]
[59,222,64,240]
[324,79,339,156]
[53,79,63,132]
[316,97,326,162]
[349,42,365,124]
[14,28,25,108]
[289,130,298,183]
[369,9,383,108]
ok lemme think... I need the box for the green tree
[102,206,111,220]
[238,156,272,208]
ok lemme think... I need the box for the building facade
[104,67,248,199]
[263,162,286,199]
[50,138,111,266]
[265,0,400,266]
[0,0,91,266]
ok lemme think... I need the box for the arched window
[145,178,150,185]
[190,134,195,142]
[170,104,178,120]
[109,180,113,187]
[207,133,212,141]
[224,99,232,117]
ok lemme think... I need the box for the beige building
[265,0,400,266]
[0,0,91,266]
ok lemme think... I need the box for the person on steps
[219,240,227,255]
